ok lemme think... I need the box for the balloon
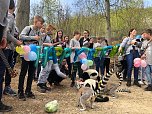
[81,58,88,64]
[79,52,87,59]
[52,47,58,64]
[55,47,63,57]
[16,45,24,55]
[100,46,113,58]
[141,60,147,68]
[93,47,102,58]
[134,61,141,68]
[81,64,88,71]
[87,60,93,66]
[109,45,119,58]
[29,44,37,52]
[16,46,20,53]
[42,47,49,68]
[136,35,142,39]
[74,47,89,62]
[87,49,95,60]
[48,47,58,64]
[64,48,72,58]
[59,48,72,64]
[134,58,141,63]
[23,45,31,54]
[28,51,37,61]
[24,53,30,61]
[35,46,41,67]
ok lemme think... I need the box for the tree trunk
[16,0,30,33]
[105,0,111,44]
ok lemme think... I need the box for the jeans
[71,62,83,82]
[94,57,105,76]
[145,65,152,85]
[126,50,139,81]
[138,67,146,81]
[4,49,14,87]
[38,61,66,84]
[18,58,36,93]
[13,51,18,66]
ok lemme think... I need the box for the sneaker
[138,81,144,85]
[25,91,35,99]
[37,84,46,93]
[0,102,13,112]
[3,86,17,97]
[70,82,75,87]
[144,85,152,91]
[18,92,26,101]
[43,84,51,91]
[133,81,141,87]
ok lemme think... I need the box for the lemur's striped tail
[116,72,123,86]
[116,88,131,93]
[96,72,113,94]
[108,68,114,76]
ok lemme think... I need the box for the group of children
[1,0,152,113]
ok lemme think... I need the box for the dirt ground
[2,64,152,114]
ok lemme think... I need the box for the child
[47,59,69,86]
[3,1,22,97]
[93,37,103,76]
[18,15,45,101]
[79,30,90,47]
[37,25,67,93]
[0,0,14,112]
[62,36,71,77]
[141,29,152,91]
[53,30,63,47]
[70,31,83,87]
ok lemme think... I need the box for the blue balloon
[87,49,95,60]
[28,51,37,61]
[29,44,37,52]
[81,58,87,64]
[136,35,142,39]
[48,47,58,64]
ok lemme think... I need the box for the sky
[30,0,152,8]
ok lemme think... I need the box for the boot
[133,81,141,87]
[126,79,131,87]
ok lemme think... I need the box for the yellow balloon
[16,46,20,53]
[16,45,25,55]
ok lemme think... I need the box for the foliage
[30,0,152,41]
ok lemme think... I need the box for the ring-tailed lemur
[103,72,131,97]
[77,71,113,111]
[77,87,95,111]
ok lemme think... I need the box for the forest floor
[2,63,152,114]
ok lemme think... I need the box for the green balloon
[87,60,93,66]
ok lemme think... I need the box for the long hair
[128,28,135,37]
[55,30,63,42]
[64,35,70,44]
